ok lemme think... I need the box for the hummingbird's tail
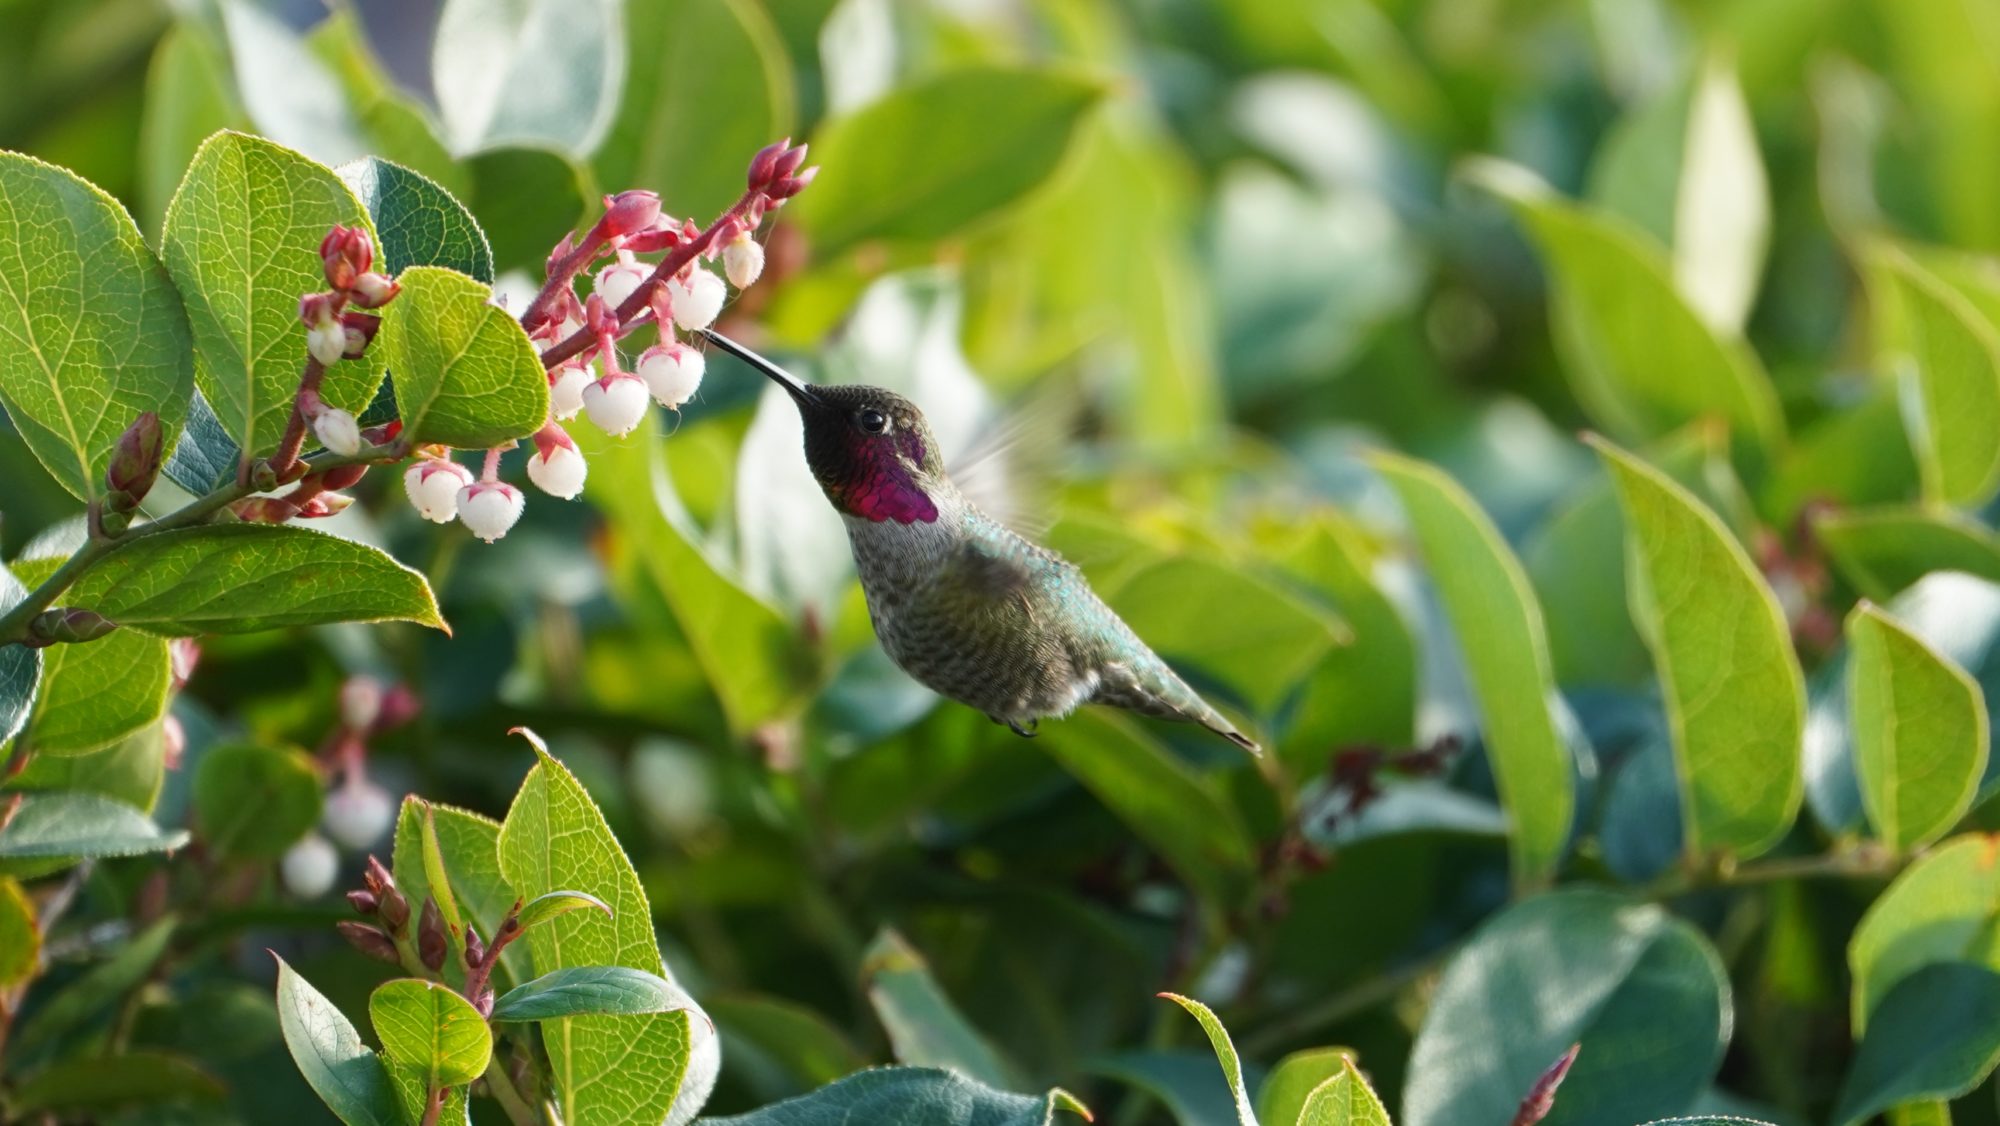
[1093,659,1260,755]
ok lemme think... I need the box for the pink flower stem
[260,357,329,485]
[519,231,611,335]
[481,447,504,483]
[538,187,762,372]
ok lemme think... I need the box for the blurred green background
[3,0,1997,1122]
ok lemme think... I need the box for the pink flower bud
[313,408,362,456]
[546,231,578,273]
[281,834,340,898]
[722,234,765,289]
[747,138,791,188]
[526,428,588,499]
[621,221,683,253]
[582,373,651,437]
[404,458,474,523]
[458,480,525,542]
[338,920,401,963]
[418,897,448,970]
[318,463,369,491]
[104,411,164,508]
[320,226,373,290]
[768,165,818,201]
[597,190,663,239]
[347,272,401,309]
[375,683,419,730]
[549,361,592,420]
[637,342,705,408]
[295,492,355,518]
[666,267,726,331]
[595,258,649,310]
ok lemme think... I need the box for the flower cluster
[297,227,402,456]
[396,138,815,542]
[278,673,419,898]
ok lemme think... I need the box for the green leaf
[192,742,322,861]
[273,955,403,1126]
[1160,993,1256,1126]
[1814,506,2000,601]
[1849,833,2000,1030]
[0,560,44,746]
[138,24,245,239]
[491,965,689,1022]
[0,877,37,987]
[433,0,623,158]
[0,151,194,500]
[1847,603,1990,851]
[369,978,493,1088]
[701,1067,1089,1126]
[862,928,1016,1089]
[11,917,173,1055]
[162,130,383,455]
[1588,55,1768,333]
[792,68,1106,255]
[0,792,187,860]
[64,523,445,636]
[6,719,169,811]
[1871,251,2000,507]
[1037,711,1256,911]
[1470,160,1784,455]
[337,158,493,282]
[1300,1062,1394,1126]
[582,418,805,735]
[1374,452,1574,889]
[1098,556,1348,717]
[377,265,548,448]
[1590,435,1805,860]
[705,995,869,1100]
[417,802,465,941]
[1405,889,1730,1126]
[391,798,528,988]
[9,557,170,756]
[9,1050,223,1114]
[1833,964,2000,1126]
[1257,1048,1356,1126]
[1271,516,1416,761]
[497,733,709,1126]
[217,0,369,167]
[1763,389,1921,525]
[597,0,794,221]
[163,388,243,494]
[468,147,588,273]
[515,888,614,932]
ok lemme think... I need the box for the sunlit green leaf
[1257,1047,1356,1126]
[377,265,547,448]
[369,978,492,1088]
[338,158,493,282]
[1301,1061,1394,1126]
[1591,435,1804,860]
[162,130,384,455]
[1160,993,1256,1126]
[1847,603,1988,851]
[1849,833,2000,1029]
[1869,250,2000,508]
[491,965,688,1022]
[1375,452,1573,889]
[0,151,193,500]
[64,524,445,636]
[793,68,1106,254]
[9,557,170,756]
[0,877,37,987]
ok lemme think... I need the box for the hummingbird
[701,330,1258,753]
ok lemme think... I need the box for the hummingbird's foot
[1005,718,1039,739]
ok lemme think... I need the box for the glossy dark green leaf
[64,524,445,636]
[792,68,1107,254]
[1405,889,1729,1126]
[491,965,689,1022]
[0,792,187,860]
[274,956,403,1126]
[338,157,493,282]
[0,559,43,745]
[192,742,322,860]
[1834,964,2000,1126]
[162,388,241,493]
[0,151,194,500]
[700,1067,1089,1125]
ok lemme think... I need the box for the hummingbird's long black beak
[698,329,824,407]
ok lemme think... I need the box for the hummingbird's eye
[856,409,890,434]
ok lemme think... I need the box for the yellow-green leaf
[369,978,492,1088]
[1870,251,2000,508]
[1848,604,1989,851]
[1591,435,1804,860]
[377,265,547,448]
[1301,1060,1394,1126]
[1849,833,2000,1031]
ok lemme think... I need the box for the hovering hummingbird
[701,330,1258,753]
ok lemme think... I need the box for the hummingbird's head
[701,331,949,524]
